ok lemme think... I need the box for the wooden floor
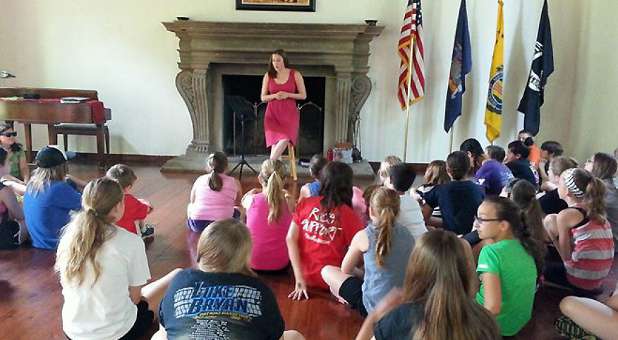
[0,162,616,340]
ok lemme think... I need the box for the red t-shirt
[115,194,150,234]
[292,196,364,289]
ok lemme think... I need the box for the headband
[563,168,585,198]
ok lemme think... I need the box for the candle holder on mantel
[365,20,378,26]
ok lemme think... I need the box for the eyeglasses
[0,132,17,137]
[474,216,503,224]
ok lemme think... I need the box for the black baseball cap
[35,146,67,168]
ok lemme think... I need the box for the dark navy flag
[518,0,554,135]
[444,0,472,132]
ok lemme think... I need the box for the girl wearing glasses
[0,122,29,182]
[543,168,614,295]
[474,197,545,336]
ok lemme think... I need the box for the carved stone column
[335,72,352,143]
[176,68,210,153]
[349,74,372,143]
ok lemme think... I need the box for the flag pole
[402,42,414,163]
[448,125,455,153]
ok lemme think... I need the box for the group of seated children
[3,122,617,339]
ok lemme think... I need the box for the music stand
[226,96,258,180]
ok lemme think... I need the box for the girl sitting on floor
[460,138,487,177]
[287,161,364,300]
[505,140,538,186]
[0,122,29,181]
[55,177,180,340]
[187,152,242,232]
[543,168,614,295]
[321,187,414,316]
[538,140,563,187]
[475,197,545,336]
[154,219,305,340]
[298,154,328,202]
[24,146,82,249]
[584,152,618,242]
[242,159,294,271]
[298,154,367,224]
[538,156,578,215]
[414,160,450,223]
[0,148,25,249]
[355,229,500,340]
[377,155,402,185]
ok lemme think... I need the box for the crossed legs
[559,291,618,339]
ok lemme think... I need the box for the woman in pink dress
[260,49,307,160]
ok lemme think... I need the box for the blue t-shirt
[475,160,514,196]
[23,181,81,249]
[424,180,484,235]
[159,269,285,340]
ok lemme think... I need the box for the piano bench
[53,123,110,154]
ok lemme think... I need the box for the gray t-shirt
[362,222,415,313]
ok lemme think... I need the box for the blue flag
[517,0,553,135]
[444,0,472,132]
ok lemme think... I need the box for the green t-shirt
[8,149,25,180]
[475,239,537,336]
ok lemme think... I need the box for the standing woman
[261,49,307,160]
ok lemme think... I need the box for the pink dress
[246,192,292,271]
[264,69,300,147]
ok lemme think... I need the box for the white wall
[0,0,594,161]
[565,1,618,161]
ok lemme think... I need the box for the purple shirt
[475,160,514,196]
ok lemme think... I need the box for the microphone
[0,71,15,78]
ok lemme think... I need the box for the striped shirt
[565,208,614,290]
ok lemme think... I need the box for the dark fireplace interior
[222,75,325,157]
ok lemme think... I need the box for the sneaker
[554,316,598,340]
[141,224,155,239]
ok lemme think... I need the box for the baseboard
[70,152,174,166]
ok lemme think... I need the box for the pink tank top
[189,173,238,221]
[246,192,291,270]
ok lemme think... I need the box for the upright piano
[0,88,111,164]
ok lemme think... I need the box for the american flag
[398,0,425,109]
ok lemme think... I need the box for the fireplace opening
[222,74,325,157]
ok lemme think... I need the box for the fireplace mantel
[162,20,383,171]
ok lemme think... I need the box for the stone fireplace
[161,21,383,172]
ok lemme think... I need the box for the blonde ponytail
[370,187,400,267]
[266,172,284,223]
[259,159,288,224]
[55,177,124,286]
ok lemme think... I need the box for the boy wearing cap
[23,146,82,249]
[106,164,155,239]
